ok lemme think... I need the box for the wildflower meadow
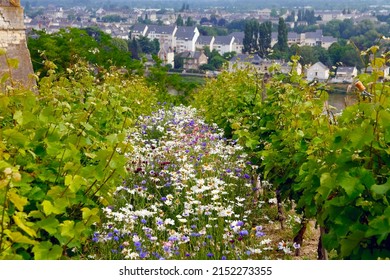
[88,105,300,260]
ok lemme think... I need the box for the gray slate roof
[131,23,147,33]
[176,26,197,40]
[230,32,244,44]
[146,24,176,35]
[196,35,213,45]
[214,35,233,45]
[230,54,263,64]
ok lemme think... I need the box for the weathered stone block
[0,4,35,89]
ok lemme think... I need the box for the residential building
[177,51,208,70]
[158,45,175,68]
[365,65,390,80]
[145,24,177,50]
[230,32,244,54]
[130,23,148,39]
[228,53,263,72]
[332,66,358,83]
[195,35,214,51]
[175,26,200,53]
[304,30,323,47]
[229,55,302,75]
[271,30,335,49]
[306,62,330,81]
[321,36,337,49]
[213,35,234,55]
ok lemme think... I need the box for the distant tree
[286,10,296,22]
[227,19,248,32]
[217,18,227,27]
[200,17,209,25]
[271,9,278,17]
[176,14,184,26]
[186,16,196,26]
[243,19,259,53]
[137,36,160,55]
[174,54,184,69]
[129,37,141,59]
[243,19,271,57]
[102,15,123,23]
[328,40,363,68]
[258,21,272,57]
[276,17,288,52]
[210,15,218,26]
[112,38,128,52]
[28,28,141,76]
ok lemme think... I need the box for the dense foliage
[0,58,158,259]
[193,46,390,259]
[27,27,143,77]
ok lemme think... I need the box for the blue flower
[239,230,249,236]
[207,252,214,258]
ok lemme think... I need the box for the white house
[321,36,337,49]
[332,66,358,83]
[195,35,214,51]
[306,62,329,82]
[366,65,390,80]
[175,26,200,53]
[230,32,244,54]
[130,23,148,39]
[146,24,177,50]
[303,30,323,47]
[213,35,234,55]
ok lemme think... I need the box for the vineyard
[1,45,390,260]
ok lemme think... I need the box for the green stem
[0,180,10,254]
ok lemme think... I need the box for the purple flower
[141,219,147,224]
[161,197,167,201]
[168,235,179,242]
[207,252,214,258]
[239,230,249,236]
[256,231,265,237]
[140,251,148,259]
[221,256,227,260]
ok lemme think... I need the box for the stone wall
[0,5,35,88]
